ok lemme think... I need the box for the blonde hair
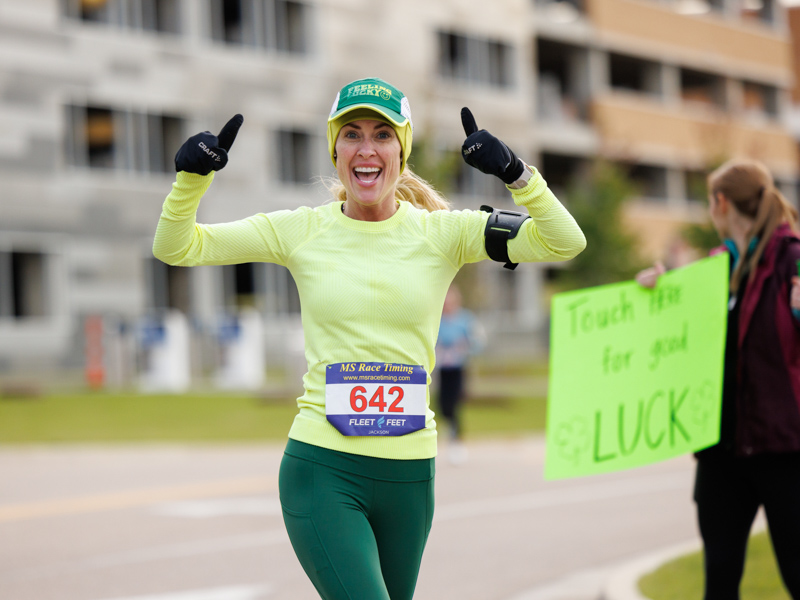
[708,159,799,292]
[326,167,451,212]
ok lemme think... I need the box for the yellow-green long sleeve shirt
[153,169,585,460]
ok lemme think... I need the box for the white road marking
[94,585,272,600]
[151,497,282,518]
[88,530,290,568]
[0,477,273,523]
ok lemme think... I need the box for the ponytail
[708,159,799,293]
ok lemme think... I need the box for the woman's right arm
[153,171,212,266]
[153,171,290,267]
[153,113,284,267]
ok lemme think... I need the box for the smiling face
[335,119,402,221]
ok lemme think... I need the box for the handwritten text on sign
[545,254,728,480]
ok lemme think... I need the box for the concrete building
[1,0,796,387]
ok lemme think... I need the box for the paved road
[0,437,700,600]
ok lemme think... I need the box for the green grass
[0,356,551,444]
[0,382,548,444]
[461,394,548,437]
[0,391,300,443]
[639,531,791,600]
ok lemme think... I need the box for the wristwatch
[507,162,534,189]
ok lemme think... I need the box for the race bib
[325,362,427,436]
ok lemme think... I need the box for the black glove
[175,114,244,176]
[460,107,524,185]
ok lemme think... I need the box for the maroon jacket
[712,224,800,456]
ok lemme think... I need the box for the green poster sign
[545,254,729,480]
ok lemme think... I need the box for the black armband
[480,205,530,270]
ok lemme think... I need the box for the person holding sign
[152,77,585,600]
[637,159,800,600]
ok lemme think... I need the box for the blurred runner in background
[436,284,484,464]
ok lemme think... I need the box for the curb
[602,513,768,600]
[601,539,702,600]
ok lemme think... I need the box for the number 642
[349,385,404,413]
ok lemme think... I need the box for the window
[82,107,115,169]
[61,0,181,33]
[742,81,778,120]
[223,263,259,310]
[536,39,590,121]
[454,160,508,199]
[741,0,775,25]
[276,1,308,53]
[150,259,191,314]
[680,69,726,109]
[609,53,662,98]
[540,153,589,197]
[618,162,668,201]
[674,0,724,16]
[264,264,300,316]
[684,169,708,203]
[277,129,313,184]
[66,105,184,173]
[209,0,310,54]
[221,263,300,315]
[438,31,514,88]
[0,251,48,319]
[534,0,586,22]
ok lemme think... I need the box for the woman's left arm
[459,107,585,264]
[506,167,586,262]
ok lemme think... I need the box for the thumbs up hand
[175,114,244,176]
[460,107,525,185]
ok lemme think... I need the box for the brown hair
[707,159,799,292]
[326,167,450,212]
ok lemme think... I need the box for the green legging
[279,439,435,600]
